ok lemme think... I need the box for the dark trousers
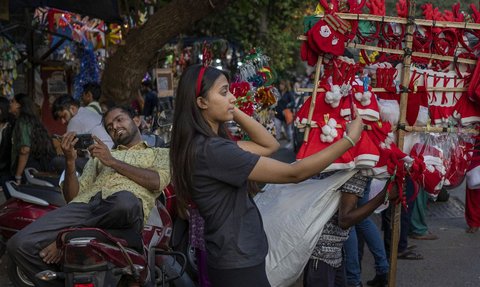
[7,191,143,287]
[382,178,415,255]
[303,258,346,287]
[207,261,270,287]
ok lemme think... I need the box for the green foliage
[195,0,318,78]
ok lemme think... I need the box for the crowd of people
[0,66,477,287]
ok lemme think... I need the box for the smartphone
[52,134,63,140]
[74,134,94,149]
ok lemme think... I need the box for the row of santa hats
[295,71,475,199]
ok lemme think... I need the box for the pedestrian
[274,79,295,147]
[170,64,363,287]
[344,179,390,287]
[7,106,171,286]
[8,93,56,189]
[408,187,438,240]
[303,174,398,287]
[52,95,114,149]
[382,177,423,260]
[81,82,103,115]
[0,97,14,190]
[465,186,480,233]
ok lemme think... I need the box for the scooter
[0,168,194,287]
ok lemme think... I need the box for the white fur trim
[323,161,356,172]
[378,99,399,125]
[358,108,380,121]
[461,116,480,126]
[354,154,380,168]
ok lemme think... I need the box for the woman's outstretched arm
[248,111,363,183]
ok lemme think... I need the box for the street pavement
[0,143,478,286]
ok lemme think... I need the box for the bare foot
[466,227,479,233]
[39,242,62,264]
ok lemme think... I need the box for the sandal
[397,250,424,260]
[409,232,438,240]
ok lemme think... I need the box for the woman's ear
[196,96,208,110]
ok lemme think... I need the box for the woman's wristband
[15,175,22,180]
[343,135,356,147]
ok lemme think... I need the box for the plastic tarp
[254,170,357,287]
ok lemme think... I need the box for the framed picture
[155,68,174,97]
[47,71,68,95]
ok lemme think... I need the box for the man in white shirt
[81,83,103,115]
[52,95,114,149]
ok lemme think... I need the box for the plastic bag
[254,170,356,287]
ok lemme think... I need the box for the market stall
[295,1,480,286]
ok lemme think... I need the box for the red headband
[196,66,207,98]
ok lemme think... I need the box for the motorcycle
[0,168,194,287]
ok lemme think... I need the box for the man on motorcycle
[7,106,171,286]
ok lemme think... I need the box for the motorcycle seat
[17,184,66,207]
[64,228,143,253]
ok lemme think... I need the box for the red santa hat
[341,84,380,121]
[409,143,444,167]
[406,70,429,126]
[350,130,380,168]
[444,144,470,188]
[308,14,349,56]
[295,92,354,171]
[422,165,445,197]
[467,56,480,104]
[453,95,480,126]
[363,121,410,177]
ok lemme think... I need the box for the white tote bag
[254,170,356,287]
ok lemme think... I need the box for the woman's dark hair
[0,97,12,123]
[170,65,229,217]
[13,93,55,167]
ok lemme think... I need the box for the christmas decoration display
[0,36,21,98]
[229,48,278,140]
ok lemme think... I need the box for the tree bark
[101,0,231,104]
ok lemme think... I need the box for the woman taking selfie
[170,64,363,286]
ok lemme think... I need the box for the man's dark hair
[102,105,136,128]
[51,95,80,120]
[83,82,101,101]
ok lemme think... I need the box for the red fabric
[465,187,480,228]
[309,17,346,56]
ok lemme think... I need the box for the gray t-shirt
[68,107,113,149]
[192,136,267,269]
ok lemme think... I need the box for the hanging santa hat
[467,56,480,104]
[350,130,380,168]
[409,143,444,167]
[362,121,410,177]
[308,13,350,56]
[406,69,429,126]
[453,95,480,126]
[444,143,471,188]
[296,92,354,171]
[341,83,380,121]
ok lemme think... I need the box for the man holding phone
[7,106,170,286]
[52,95,113,149]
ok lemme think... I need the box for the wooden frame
[155,68,174,97]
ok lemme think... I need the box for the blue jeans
[345,180,390,285]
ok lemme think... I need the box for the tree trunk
[101,0,231,104]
